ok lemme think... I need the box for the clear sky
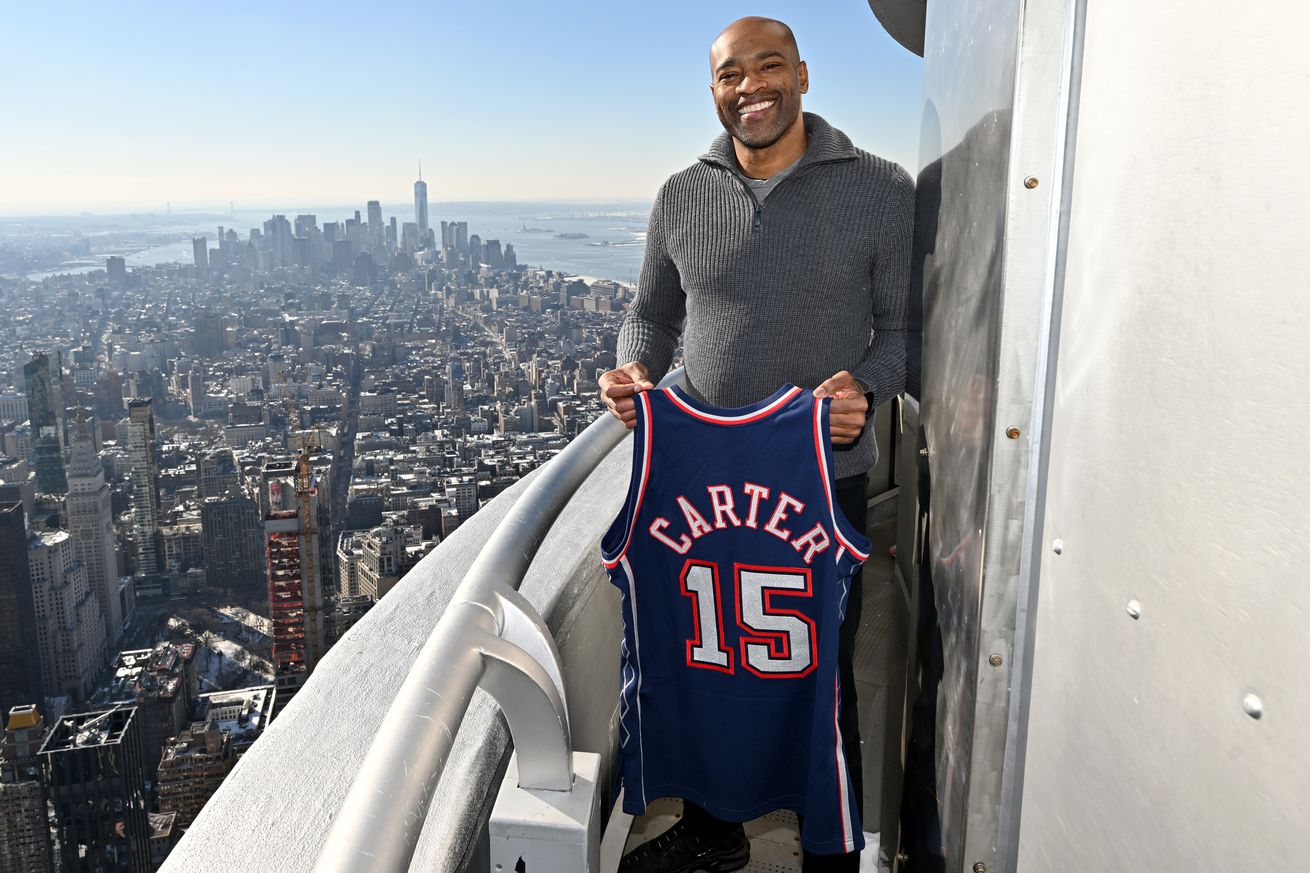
[0,1,922,214]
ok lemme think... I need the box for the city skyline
[0,1,923,213]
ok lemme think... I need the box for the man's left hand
[813,371,868,445]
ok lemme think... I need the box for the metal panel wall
[914,0,1019,861]
[1017,2,1310,869]
[910,0,1080,868]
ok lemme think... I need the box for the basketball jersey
[600,383,871,855]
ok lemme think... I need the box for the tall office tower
[387,215,397,250]
[261,460,327,712]
[193,311,225,357]
[106,255,127,284]
[263,214,293,268]
[0,705,54,873]
[484,239,504,268]
[293,214,317,238]
[0,504,43,717]
[126,399,161,578]
[414,171,429,243]
[41,708,150,873]
[192,237,208,277]
[197,449,239,498]
[440,219,450,249]
[332,239,353,274]
[201,492,262,592]
[504,243,518,269]
[23,352,66,494]
[444,360,465,409]
[468,234,482,266]
[28,530,106,702]
[454,221,469,251]
[367,200,383,251]
[66,417,123,652]
[400,222,419,254]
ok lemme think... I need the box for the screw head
[1052,538,1064,555]
[1006,426,1021,439]
[974,863,988,873]
[1024,176,1039,189]
[989,653,1003,667]
[1125,600,1142,619]
[1243,694,1264,719]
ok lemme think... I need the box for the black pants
[684,473,869,872]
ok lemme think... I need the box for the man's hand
[599,362,655,429]
[813,371,869,445]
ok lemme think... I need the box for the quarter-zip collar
[698,112,859,174]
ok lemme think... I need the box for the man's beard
[717,93,799,149]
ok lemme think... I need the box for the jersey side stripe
[811,399,871,561]
[833,671,855,852]
[620,556,648,809]
[603,391,654,570]
[664,385,804,425]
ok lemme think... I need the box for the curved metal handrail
[312,369,684,873]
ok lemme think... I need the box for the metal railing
[312,369,684,873]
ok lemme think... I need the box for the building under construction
[261,459,326,713]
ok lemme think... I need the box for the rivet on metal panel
[1125,600,1142,619]
[1024,176,1039,189]
[1243,694,1264,719]
[989,653,1003,667]
[1005,426,1021,439]
[974,863,988,873]
[1052,538,1064,555]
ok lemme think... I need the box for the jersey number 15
[679,559,818,679]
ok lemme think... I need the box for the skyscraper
[261,460,327,712]
[0,705,55,873]
[0,503,43,717]
[126,399,161,580]
[192,237,208,278]
[367,200,383,252]
[414,168,429,246]
[65,416,123,652]
[41,708,151,873]
[23,352,66,494]
[28,530,106,702]
[201,492,262,593]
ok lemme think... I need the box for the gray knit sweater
[618,113,915,478]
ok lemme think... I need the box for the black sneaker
[618,817,750,873]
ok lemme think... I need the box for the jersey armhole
[601,390,654,568]
[811,397,873,562]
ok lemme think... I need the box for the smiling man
[600,16,913,873]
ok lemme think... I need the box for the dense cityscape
[0,177,643,872]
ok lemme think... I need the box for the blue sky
[0,1,922,213]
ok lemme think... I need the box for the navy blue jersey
[601,383,871,855]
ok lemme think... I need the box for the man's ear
[797,59,809,94]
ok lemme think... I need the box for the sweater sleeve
[617,182,684,382]
[851,167,915,408]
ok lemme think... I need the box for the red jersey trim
[810,399,871,561]
[664,385,804,425]
[603,390,654,569]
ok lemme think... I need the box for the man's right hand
[598,362,655,429]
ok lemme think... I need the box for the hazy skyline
[1,2,922,215]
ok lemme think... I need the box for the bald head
[710,17,800,69]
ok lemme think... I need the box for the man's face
[709,21,808,149]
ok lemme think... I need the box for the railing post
[488,751,603,873]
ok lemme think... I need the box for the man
[600,16,913,873]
